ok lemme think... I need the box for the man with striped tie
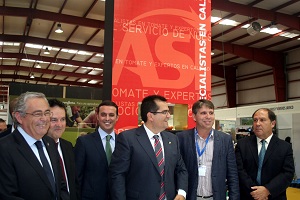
[109,95,188,200]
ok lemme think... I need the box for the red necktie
[154,135,166,200]
[55,142,66,182]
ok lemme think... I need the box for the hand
[174,194,185,200]
[250,186,270,200]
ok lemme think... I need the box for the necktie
[35,141,56,195]
[153,135,166,200]
[55,142,66,182]
[106,135,112,164]
[256,139,266,185]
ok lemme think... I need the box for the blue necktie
[35,141,56,196]
[256,140,266,185]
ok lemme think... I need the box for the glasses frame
[25,110,52,117]
[150,110,170,115]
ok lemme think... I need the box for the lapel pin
[169,142,171,144]
[47,142,50,146]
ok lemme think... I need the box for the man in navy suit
[177,99,239,200]
[0,92,69,200]
[109,95,188,200]
[75,100,119,200]
[47,99,79,200]
[235,108,294,200]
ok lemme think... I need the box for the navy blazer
[60,138,79,200]
[0,129,69,200]
[74,131,114,200]
[109,126,188,200]
[235,135,294,200]
[177,129,240,200]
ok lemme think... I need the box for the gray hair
[14,92,48,125]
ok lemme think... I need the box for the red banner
[112,0,211,133]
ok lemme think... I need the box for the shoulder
[176,129,193,138]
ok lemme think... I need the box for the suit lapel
[91,131,109,167]
[249,135,259,165]
[263,135,278,165]
[14,131,54,193]
[136,126,160,174]
[212,130,221,169]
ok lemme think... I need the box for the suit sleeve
[235,141,256,194]
[0,144,23,200]
[264,143,295,198]
[74,136,86,194]
[225,136,240,200]
[109,132,131,200]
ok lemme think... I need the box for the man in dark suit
[0,97,18,138]
[74,100,119,200]
[109,95,188,200]
[47,99,79,200]
[235,108,294,200]
[0,92,69,200]
[177,99,239,200]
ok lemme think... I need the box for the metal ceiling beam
[0,35,104,54]
[0,65,103,81]
[212,0,300,31]
[0,6,104,29]
[1,75,103,88]
[0,53,103,69]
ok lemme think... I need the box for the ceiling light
[44,47,50,54]
[30,73,35,79]
[36,63,41,68]
[247,21,261,36]
[55,23,63,33]
[270,21,277,29]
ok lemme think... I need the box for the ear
[192,113,196,122]
[271,120,276,128]
[14,112,23,125]
[147,112,154,122]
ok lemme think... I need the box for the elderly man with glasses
[0,91,69,200]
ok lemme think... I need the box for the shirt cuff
[178,189,186,199]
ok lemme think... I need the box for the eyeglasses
[50,118,66,123]
[25,110,52,117]
[150,110,170,115]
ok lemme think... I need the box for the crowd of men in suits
[0,92,295,200]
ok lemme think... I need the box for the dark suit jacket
[0,129,69,200]
[177,129,240,200]
[0,124,12,138]
[74,131,113,200]
[235,135,295,200]
[109,125,188,200]
[60,138,79,200]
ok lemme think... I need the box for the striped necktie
[256,139,266,185]
[153,135,166,200]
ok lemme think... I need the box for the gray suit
[109,125,188,200]
[177,129,240,200]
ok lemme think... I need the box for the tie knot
[35,141,43,149]
[153,135,159,140]
[55,142,59,148]
[106,135,112,141]
[261,139,265,144]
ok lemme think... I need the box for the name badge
[198,165,206,176]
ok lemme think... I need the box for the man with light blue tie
[236,108,295,200]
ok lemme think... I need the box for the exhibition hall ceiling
[0,0,300,102]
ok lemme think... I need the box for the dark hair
[96,100,119,116]
[252,108,276,122]
[0,118,6,123]
[140,95,167,122]
[192,99,214,115]
[48,99,67,113]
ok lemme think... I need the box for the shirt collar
[256,133,273,145]
[144,124,162,140]
[98,127,116,140]
[17,126,40,147]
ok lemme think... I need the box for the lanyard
[195,128,212,157]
